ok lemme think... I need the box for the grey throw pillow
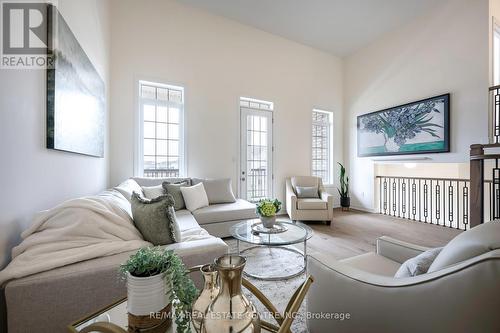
[130,192,178,245]
[295,186,319,198]
[394,247,443,278]
[141,185,165,199]
[191,178,236,204]
[162,181,189,211]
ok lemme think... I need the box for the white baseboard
[348,205,377,213]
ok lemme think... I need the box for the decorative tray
[251,222,288,234]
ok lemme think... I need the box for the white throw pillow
[180,183,209,212]
[114,179,143,202]
[141,185,165,199]
[394,247,443,278]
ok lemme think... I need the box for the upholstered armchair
[306,221,500,333]
[285,176,333,224]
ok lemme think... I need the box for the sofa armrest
[285,179,297,218]
[319,188,334,220]
[376,236,429,264]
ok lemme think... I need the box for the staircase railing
[377,176,475,230]
[376,175,493,230]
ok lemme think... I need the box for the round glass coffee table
[230,219,313,280]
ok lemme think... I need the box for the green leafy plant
[256,198,282,217]
[120,247,198,333]
[337,162,349,198]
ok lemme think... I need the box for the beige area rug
[225,238,309,333]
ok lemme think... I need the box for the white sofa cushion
[175,209,201,232]
[297,198,327,210]
[181,183,209,212]
[291,176,321,192]
[192,199,257,225]
[114,179,143,202]
[340,252,401,277]
[428,221,500,272]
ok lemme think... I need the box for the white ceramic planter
[127,272,172,316]
[260,215,276,228]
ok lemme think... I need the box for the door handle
[241,177,246,181]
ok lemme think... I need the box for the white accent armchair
[285,176,333,225]
[306,221,500,333]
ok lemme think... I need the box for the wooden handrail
[375,175,469,182]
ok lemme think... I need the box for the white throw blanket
[0,190,151,285]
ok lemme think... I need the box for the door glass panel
[245,114,270,202]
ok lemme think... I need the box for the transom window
[138,81,184,178]
[312,109,333,184]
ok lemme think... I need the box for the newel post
[469,144,484,228]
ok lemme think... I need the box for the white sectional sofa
[0,176,256,333]
[132,177,258,237]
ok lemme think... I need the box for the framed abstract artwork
[46,5,105,157]
[357,94,450,157]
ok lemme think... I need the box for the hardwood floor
[304,208,462,260]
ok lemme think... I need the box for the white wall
[109,0,344,205]
[344,0,490,212]
[0,0,110,269]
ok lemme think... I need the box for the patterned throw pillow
[130,192,180,245]
[162,181,190,211]
[394,247,443,278]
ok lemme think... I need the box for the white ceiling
[177,0,440,57]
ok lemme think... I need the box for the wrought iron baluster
[392,178,397,216]
[435,182,441,225]
[448,182,454,228]
[463,182,469,230]
[412,180,417,220]
[401,179,406,217]
[383,178,388,215]
[494,159,500,220]
[423,181,428,222]
[379,177,382,214]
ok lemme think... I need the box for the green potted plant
[120,247,198,333]
[338,163,350,210]
[256,198,282,228]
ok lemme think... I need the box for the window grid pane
[140,82,183,178]
[312,110,332,184]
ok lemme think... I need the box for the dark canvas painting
[47,5,105,157]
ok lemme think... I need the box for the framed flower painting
[357,94,450,157]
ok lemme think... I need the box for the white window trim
[311,109,334,186]
[134,80,186,177]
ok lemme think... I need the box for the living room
[0,0,499,332]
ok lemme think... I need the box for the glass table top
[70,298,180,332]
[230,219,313,246]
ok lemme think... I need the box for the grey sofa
[0,181,232,333]
[307,221,500,333]
[132,177,258,237]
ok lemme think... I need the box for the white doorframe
[240,107,274,201]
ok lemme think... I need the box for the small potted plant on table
[120,247,198,333]
[256,198,282,228]
[338,162,350,211]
